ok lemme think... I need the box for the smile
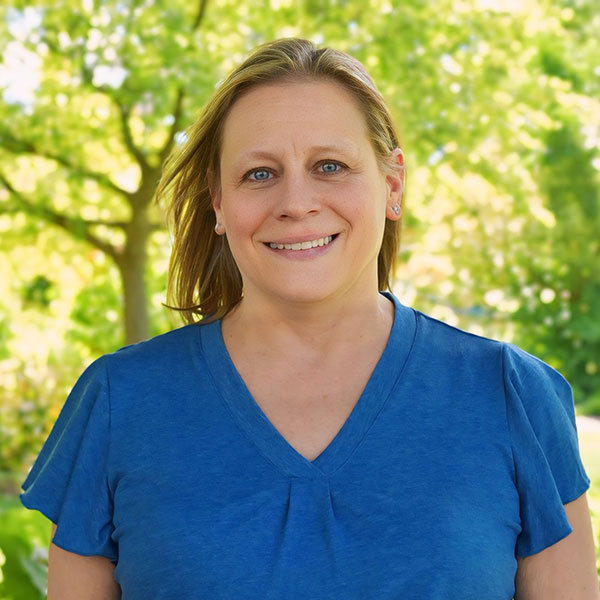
[267,235,335,251]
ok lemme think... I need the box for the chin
[243,265,376,308]
[246,276,340,306]
[262,275,369,307]
[270,286,338,306]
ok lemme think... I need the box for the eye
[318,161,344,175]
[248,169,272,181]
[241,168,274,184]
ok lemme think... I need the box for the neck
[222,287,394,356]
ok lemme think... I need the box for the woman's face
[212,79,403,308]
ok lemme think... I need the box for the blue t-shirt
[20,294,590,599]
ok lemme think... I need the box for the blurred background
[0,0,599,596]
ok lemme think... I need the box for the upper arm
[48,523,121,600]
[515,492,599,599]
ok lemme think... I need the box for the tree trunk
[117,210,151,345]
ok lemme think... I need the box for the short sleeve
[20,356,117,561]
[503,343,590,558]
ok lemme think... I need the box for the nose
[273,170,321,220]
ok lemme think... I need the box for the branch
[193,0,209,31]
[159,88,185,163]
[0,204,128,229]
[0,173,120,260]
[115,100,152,174]
[73,49,150,176]
[157,0,209,164]
[11,28,145,198]
[0,130,133,200]
[83,219,129,228]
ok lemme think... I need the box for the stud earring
[391,204,401,216]
[215,222,225,235]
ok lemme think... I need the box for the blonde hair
[156,38,403,324]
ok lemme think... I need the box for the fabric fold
[502,342,590,557]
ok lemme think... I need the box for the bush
[0,494,49,600]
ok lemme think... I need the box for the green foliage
[0,359,67,491]
[67,268,123,355]
[0,311,12,361]
[21,276,53,309]
[0,495,48,600]
[0,343,92,493]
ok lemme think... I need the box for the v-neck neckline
[198,292,417,479]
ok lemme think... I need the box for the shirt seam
[194,324,303,479]
[500,342,518,490]
[329,305,420,478]
[102,356,115,497]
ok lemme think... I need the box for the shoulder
[409,306,503,363]
[71,322,219,417]
[501,341,571,399]
[410,306,570,391]
[91,323,207,390]
[107,323,201,365]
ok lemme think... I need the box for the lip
[263,233,338,245]
[263,233,339,259]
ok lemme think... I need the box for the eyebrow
[238,142,360,162]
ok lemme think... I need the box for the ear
[207,169,224,225]
[385,147,404,221]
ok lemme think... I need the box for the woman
[21,38,598,599]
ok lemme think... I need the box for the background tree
[0,0,212,344]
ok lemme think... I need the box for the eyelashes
[241,161,347,184]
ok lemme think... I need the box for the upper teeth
[269,235,333,250]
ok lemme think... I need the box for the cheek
[222,199,267,243]
[341,181,387,220]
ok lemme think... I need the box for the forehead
[220,80,370,160]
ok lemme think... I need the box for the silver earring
[391,204,401,216]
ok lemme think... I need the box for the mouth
[266,234,338,251]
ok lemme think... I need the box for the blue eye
[321,162,340,173]
[249,169,271,181]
